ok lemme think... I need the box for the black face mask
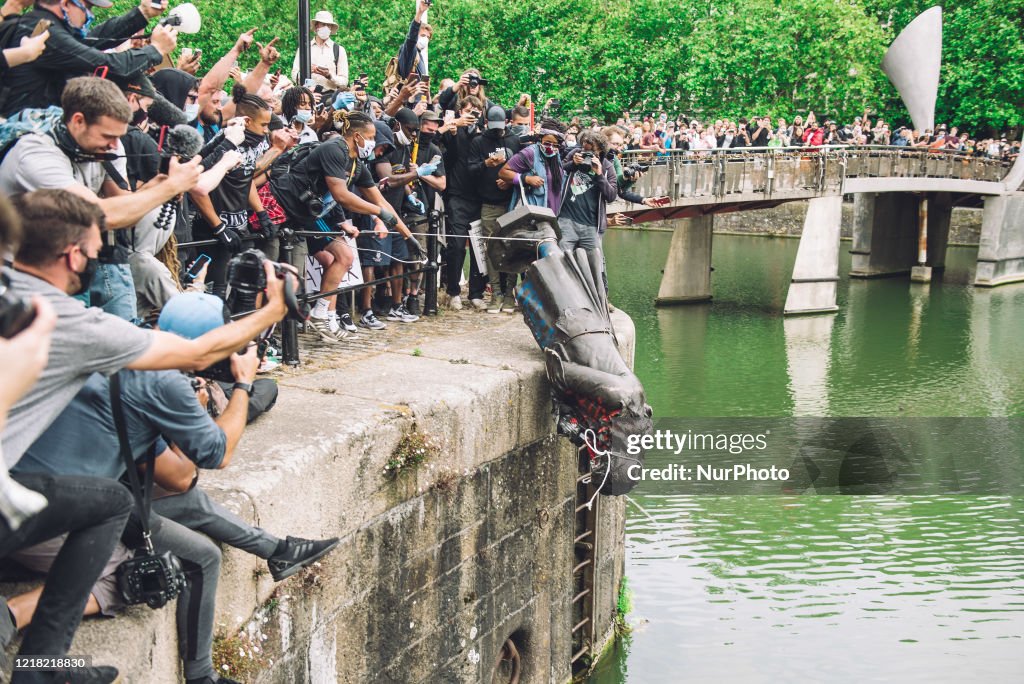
[508,124,528,137]
[132,106,149,127]
[243,130,267,147]
[70,253,98,296]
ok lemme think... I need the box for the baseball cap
[158,292,230,339]
[485,105,506,130]
[394,107,420,130]
[114,72,157,99]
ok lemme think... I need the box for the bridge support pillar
[850,193,918,277]
[974,194,1024,287]
[655,214,713,305]
[785,196,842,315]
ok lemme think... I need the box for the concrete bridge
[609,147,1024,314]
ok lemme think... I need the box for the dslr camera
[624,163,650,180]
[197,249,309,382]
[467,74,488,88]
[117,548,188,609]
[0,272,35,339]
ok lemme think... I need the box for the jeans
[75,263,138,322]
[0,473,131,682]
[143,513,222,681]
[479,204,509,297]
[443,195,484,298]
[152,486,280,560]
[557,217,599,252]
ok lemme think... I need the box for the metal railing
[612,146,1014,207]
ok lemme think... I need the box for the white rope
[581,428,613,510]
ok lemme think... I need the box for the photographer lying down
[0,189,294,683]
[9,291,337,684]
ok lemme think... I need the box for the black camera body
[0,272,35,339]
[624,163,649,180]
[117,549,188,609]
[467,74,488,88]
[579,151,596,163]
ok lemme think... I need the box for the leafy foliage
[107,1,1020,133]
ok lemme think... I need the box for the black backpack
[267,141,320,180]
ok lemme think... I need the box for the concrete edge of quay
[3,310,637,683]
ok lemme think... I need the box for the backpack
[267,140,320,180]
[382,53,418,98]
[0,106,65,164]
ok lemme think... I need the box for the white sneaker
[359,311,387,330]
[449,295,463,311]
[387,305,419,323]
[339,312,358,332]
[470,298,487,311]
[308,316,344,342]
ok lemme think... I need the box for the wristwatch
[232,382,254,397]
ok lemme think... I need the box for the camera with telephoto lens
[624,162,650,180]
[197,249,310,382]
[117,548,188,609]
[0,272,36,339]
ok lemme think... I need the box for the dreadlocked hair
[231,85,269,120]
[333,110,374,136]
[157,233,184,290]
[539,117,567,134]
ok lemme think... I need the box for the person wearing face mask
[0,0,178,118]
[397,0,432,80]
[467,105,517,312]
[499,117,569,217]
[290,10,348,93]
[189,88,279,297]
[505,106,532,154]
[0,77,202,321]
[267,111,418,337]
[280,85,321,145]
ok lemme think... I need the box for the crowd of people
[0,0,1018,681]
[591,111,1020,161]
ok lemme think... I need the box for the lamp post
[297,0,311,84]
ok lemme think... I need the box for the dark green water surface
[588,229,1024,683]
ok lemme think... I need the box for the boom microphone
[147,93,188,127]
[163,124,204,160]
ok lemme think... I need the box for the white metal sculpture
[882,6,942,133]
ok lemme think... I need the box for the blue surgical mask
[295,109,313,124]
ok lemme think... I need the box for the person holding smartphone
[290,10,348,93]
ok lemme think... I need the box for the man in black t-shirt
[268,112,413,339]
[190,91,279,296]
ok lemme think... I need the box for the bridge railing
[613,146,1013,207]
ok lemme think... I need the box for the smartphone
[151,0,165,9]
[30,19,51,38]
[443,110,455,123]
[183,254,211,282]
[621,216,634,225]
[194,48,202,58]
[359,72,368,81]
[314,84,324,94]
[303,78,316,89]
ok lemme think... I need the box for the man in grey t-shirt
[0,189,293,680]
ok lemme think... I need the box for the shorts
[357,230,392,267]
[305,215,338,255]
[389,232,409,263]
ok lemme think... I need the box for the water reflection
[591,229,1024,683]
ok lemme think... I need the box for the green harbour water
[588,227,1024,683]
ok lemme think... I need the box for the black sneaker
[339,312,358,333]
[50,665,122,683]
[268,536,340,582]
[404,294,421,316]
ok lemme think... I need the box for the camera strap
[109,372,157,555]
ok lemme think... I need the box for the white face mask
[183,103,200,121]
[357,137,375,160]
[395,129,411,146]
[316,27,331,41]
[417,36,429,51]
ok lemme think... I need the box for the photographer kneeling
[13,290,331,684]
